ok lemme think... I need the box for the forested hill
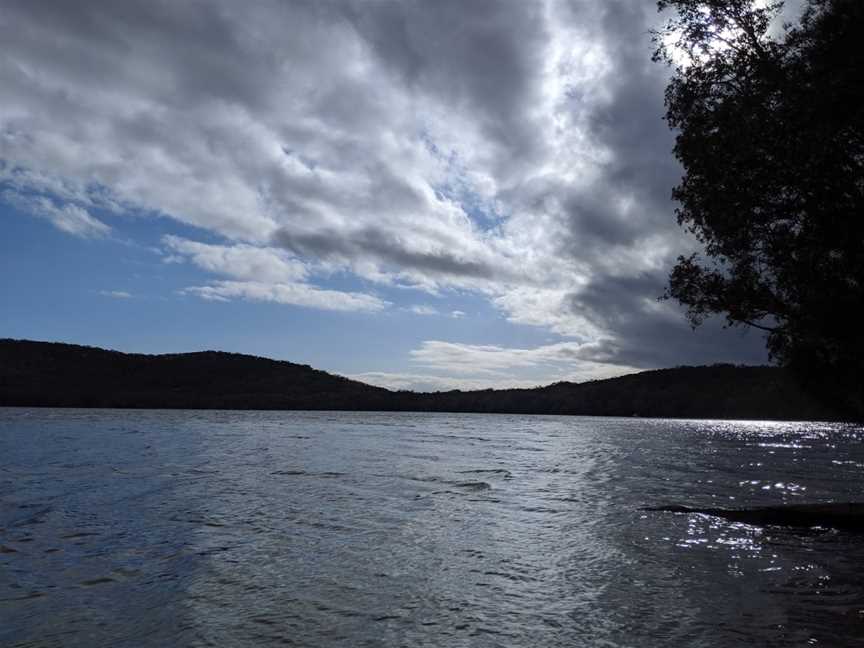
[0,339,390,410]
[0,339,844,420]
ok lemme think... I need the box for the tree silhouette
[0,340,843,420]
[655,0,864,416]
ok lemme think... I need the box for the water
[1,409,863,647]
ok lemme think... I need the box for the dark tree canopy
[0,339,843,420]
[655,0,864,416]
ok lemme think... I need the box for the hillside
[0,339,392,410]
[405,366,838,420]
[0,339,844,420]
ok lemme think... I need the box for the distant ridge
[0,339,844,420]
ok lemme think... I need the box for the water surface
[2,409,863,646]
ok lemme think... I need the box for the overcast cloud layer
[0,0,770,389]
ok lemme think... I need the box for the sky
[0,0,779,391]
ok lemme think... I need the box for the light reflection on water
[1,409,863,647]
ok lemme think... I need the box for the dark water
[2,409,863,647]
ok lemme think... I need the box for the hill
[405,366,839,420]
[0,339,844,420]
[0,339,392,410]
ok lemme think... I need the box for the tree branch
[738,319,779,333]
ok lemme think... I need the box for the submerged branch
[644,502,864,532]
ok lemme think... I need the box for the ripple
[454,481,492,491]
[2,409,863,647]
[80,577,115,586]
[457,468,513,479]
[0,592,46,603]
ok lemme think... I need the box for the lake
[2,409,863,646]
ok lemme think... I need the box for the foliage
[655,0,864,415]
[0,340,843,420]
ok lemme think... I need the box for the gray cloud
[547,2,682,254]
[568,272,769,368]
[0,0,772,381]
[272,225,500,281]
[341,0,549,166]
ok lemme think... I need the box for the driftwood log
[643,503,864,532]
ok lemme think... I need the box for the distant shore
[0,339,848,421]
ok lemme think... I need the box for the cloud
[181,280,388,313]
[271,223,509,286]
[163,235,307,283]
[410,339,639,383]
[347,371,547,393]
[408,305,438,316]
[99,290,132,299]
[565,271,770,368]
[0,0,772,371]
[3,190,109,238]
[163,234,387,312]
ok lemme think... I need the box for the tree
[655,0,864,417]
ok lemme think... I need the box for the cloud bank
[0,0,770,386]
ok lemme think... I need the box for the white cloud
[163,234,388,313]
[163,235,307,283]
[3,190,109,238]
[99,290,132,299]
[409,339,639,383]
[349,337,640,391]
[347,371,547,393]
[408,305,438,316]
[181,280,388,313]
